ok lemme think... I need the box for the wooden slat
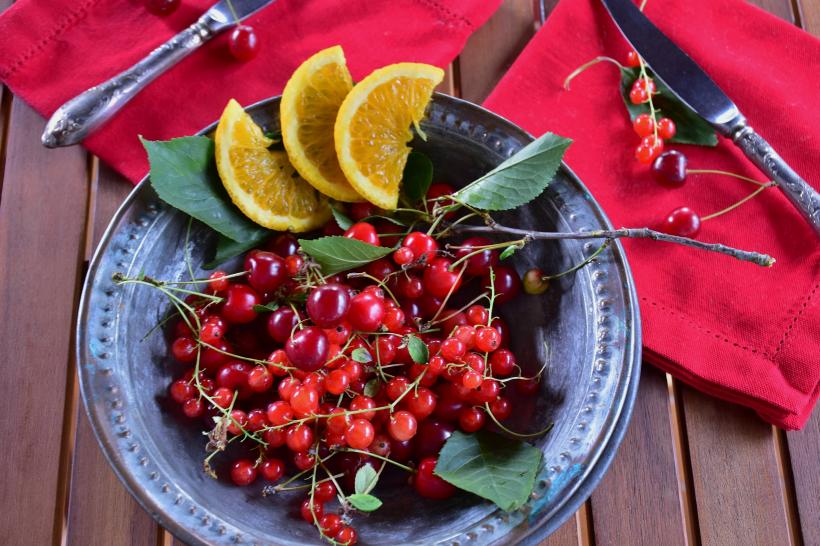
[787,406,820,546]
[745,0,796,22]
[590,364,687,545]
[681,386,791,545]
[434,63,458,97]
[536,516,580,546]
[458,0,536,104]
[0,98,90,545]
[65,163,156,546]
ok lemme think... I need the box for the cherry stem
[224,0,241,25]
[686,169,770,187]
[484,402,554,438]
[345,449,414,473]
[424,291,489,329]
[447,240,524,271]
[426,261,469,325]
[442,223,774,267]
[700,182,777,222]
[545,239,612,280]
[563,57,624,90]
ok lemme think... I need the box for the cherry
[349,396,377,421]
[413,418,455,461]
[629,86,648,104]
[143,0,179,16]
[651,150,688,188]
[171,336,197,362]
[388,410,418,441]
[413,457,456,500]
[517,375,541,395]
[633,113,654,137]
[491,317,510,349]
[260,458,284,481]
[263,428,287,448]
[489,397,512,421]
[286,423,314,452]
[229,25,260,62]
[662,207,701,237]
[399,274,425,299]
[245,251,287,293]
[208,271,229,292]
[222,284,260,324]
[346,419,375,449]
[169,379,194,403]
[465,305,489,326]
[322,220,345,237]
[433,386,468,423]
[320,514,344,537]
[182,398,203,417]
[459,407,486,432]
[423,258,462,298]
[307,284,351,328]
[454,237,499,276]
[231,459,257,486]
[285,326,330,372]
[350,202,381,222]
[264,233,298,257]
[415,292,442,319]
[375,219,404,247]
[344,223,380,246]
[626,50,641,67]
[247,365,273,392]
[365,258,396,283]
[407,387,437,420]
[301,498,324,522]
[348,292,385,332]
[522,268,550,295]
[425,183,457,220]
[389,437,414,463]
[402,232,438,267]
[314,481,337,503]
[268,307,304,343]
[481,265,521,304]
[284,254,303,276]
[216,361,253,400]
[335,526,358,545]
[657,118,676,140]
[290,386,320,414]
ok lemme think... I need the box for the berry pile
[158,209,538,544]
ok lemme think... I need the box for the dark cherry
[454,236,499,276]
[413,457,457,499]
[285,326,330,372]
[651,150,688,188]
[267,307,304,344]
[365,258,396,283]
[425,183,457,220]
[143,0,180,16]
[389,437,415,463]
[265,233,299,257]
[229,25,260,62]
[662,207,701,238]
[221,284,260,324]
[245,251,287,293]
[350,202,381,222]
[481,265,521,305]
[413,418,455,461]
[417,292,444,319]
[490,317,510,349]
[432,384,468,423]
[201,339,233,375]
[306,284,351,329]
[400,298,423,328]
[322,219,345,237]
[216,361,253,400]
[376,219,404,247]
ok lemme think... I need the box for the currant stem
[700,182,777,222]
[485,402,554,438]
[563,57,624,90]
[345,449,414,473]
[545,239,612,280]
[686,169,769,187]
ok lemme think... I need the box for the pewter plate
[76,94,641,545]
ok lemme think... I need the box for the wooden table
[1,0,818,545]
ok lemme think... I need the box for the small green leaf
[141,136,269,243]
[264,132,282,140]
[360,214,413,227]
[499,245,517,260]
[435,430,542,512]
[407,335,429,364]
[330,204,354,231]
[203,230,273,270]
[351,348,373,364]
[403,151,434,201]
[290,292,309,303]
[619,67,718,146]
[354,465,378,495]
[253,303,279,313]
[455,133,572,211]
[264,132,285,150]
[298,236,395,276]
[364,378,380,397]
[348,494,382,512]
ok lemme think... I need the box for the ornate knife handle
[42,17,214,148]
[731,123,820,238]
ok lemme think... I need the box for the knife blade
[42,0,277,148]
[600,0,820,238]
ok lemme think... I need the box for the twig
[444,224,774,267]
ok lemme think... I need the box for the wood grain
[788,406,820,546]
[590,364,687,545]
[458,0,536,104]
[537,515,579,546]
[0,98,90,546]
[681,385,791,545]
[745,0,796,23]
[64,163,156,546]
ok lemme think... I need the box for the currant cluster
[162,197,538,545]
[624,51,678,165]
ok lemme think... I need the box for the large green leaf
[435,430,542,511]
[203,229,274,270]
[454,133,572,211]
[298,236,394,276]
[619,67,718,146]
[141,136,270,242]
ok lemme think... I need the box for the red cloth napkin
[0,0,500,183]
[484,0,820,429]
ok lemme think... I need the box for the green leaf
[360,214,413,227]
[290,292,309,303]
[351,348,373,364]
[298,236,394,276]
[619,67,718,146]
[203,230,274,270]
[264,132,285,150]
[403,151,434,201]
[347,494,382,512]
[364,378,380,397]
[330,204,354,231]
[407,335,429,364]
[354,465,378,495]
[141,136,268,243]
[499,245,517,260]
[454,133,572,211]
[253,303,279,313]
[435,430,542,512]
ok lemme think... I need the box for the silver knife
[41,0,275,148]
[600,0,820,238]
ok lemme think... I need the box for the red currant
[517,375,541,395]
[212,387,234,408]
[349,395,377,421]
[633,78,657,94]
[475,327,501,352]
[340,360,363,383]
[423,258,462,298]
[284,254,303,276]
[626,50,641,67]
[247,365,273,392]
[407,387,437,420]
[227,409,248,435]
[293,450,316,471]
[386,376,411,401]
[290,386,320,414]
[208,271,229,292]
[490,349,515,375]
[489,397,512,420]
[651,150,688,188]
[200,315,227,344]
[346,419,375,449]
[394,246,414,265]
[263,428,287,448]
[459,407,486,432]
[266,349,291,376]
[462,371,483,389]
[413,457,456,499]
[229,25,260,62]
[231,459,257,486]
[301,498,324,522]
[382,308,405,333]
[440,337,466,362]
[169,379,195,403]
[388,410,418,441]
[246,408,269,432]
[481,265,521,304]
[216,361,253,399]
[453,325,477,350]
[286,423,314,452]
[260,458,284,481]
[320,514,343,536]
[657,118,676,140]
[454,237,499,276]
[314,481,337,503]
[171,336,197,362]
[277,377,301,402]
[629,86,648,104]
[182,398,203,417]
[465,305,489,326]
[662,207,701,238]
[633,114,655,137]
[335,526,357,545]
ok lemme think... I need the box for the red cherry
[265,233,299,257]
[633,114,654,137]
[143,0,180,16]
[454,237,499,276]
[402,232,438,267]
[626,50,641,67]
[413,419,454,460]
[222,284,260,324]
[268,307,304,343]
[347,292,385,332]
[350,202,381,222]
[229,25,260,62]
[413,457,456,499]
[307,283,351,329]
[423,258,462,298]
[344,223,380,246]
[285,326,330,372]
[245,251,287,293]
[651,150,688,188]
[425,183,457,220]
[480,265,521,304]
[216,361,253,400]
[662,207,701,238]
